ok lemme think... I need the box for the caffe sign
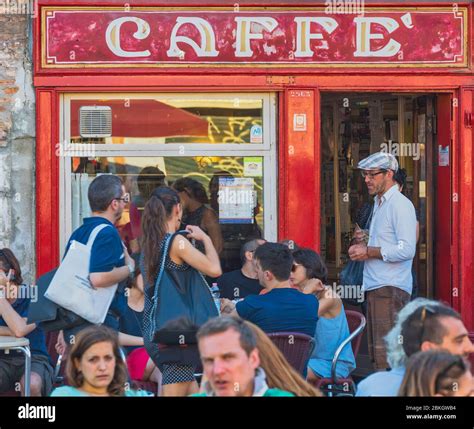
[41,7,467,68]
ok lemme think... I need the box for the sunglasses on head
[291,263,302,272]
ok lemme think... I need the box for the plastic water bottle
[211,283,220,315]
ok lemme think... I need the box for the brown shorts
[366,286,410,370]
[0,353,54,396]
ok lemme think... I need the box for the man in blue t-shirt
[57,175,136,349]
[222,242,318,337]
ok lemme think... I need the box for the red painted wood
[43,9,464,67]
[313,90,321,251]
[282,89,317,249]
[34,74,474,89]
[32,0,474,336]
[458,88,474,331]
[36,90,60,277]
[278,91,286,242]
[35,0,472,5]
[436,94,453,307]
[34,2,473,76]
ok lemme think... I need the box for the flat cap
[357,151,399,172]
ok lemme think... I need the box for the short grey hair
[384,298,445,369]
[88,174,123,212]
[197,316,257,356]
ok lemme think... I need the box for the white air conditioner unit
[79,106,112,138]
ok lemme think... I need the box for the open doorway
[320,92,444,375]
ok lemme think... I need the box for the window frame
[59,92,278,257]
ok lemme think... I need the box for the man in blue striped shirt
[349,152,417,370]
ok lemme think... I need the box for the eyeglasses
[360,170,387,179]
[114,193,130,204]
[291,263,302,272]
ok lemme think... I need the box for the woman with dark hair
[141,186,222,396]
[0,248,54,396]
[173,177,223,254]
[398,350,474,397]
[290,248,356,382]
[129,166,167,253]
[117,255,162,395]
[51,325,150,397]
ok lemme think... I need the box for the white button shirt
[363,184,417,294]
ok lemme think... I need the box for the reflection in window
[71,156,264,273]
[70,97,264,145]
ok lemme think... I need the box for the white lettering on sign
[103,15,415,60]
[167,17,219,58]
[105,17,151,57]
[354,17,401,57]
[234,17,278,57]
[294,17,338,57]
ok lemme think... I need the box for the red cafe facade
[34,0,474,343]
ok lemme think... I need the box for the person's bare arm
[89,246,135,288]
[0,299,36,338]
[172,227,222,278]
[203,209,223,254]
[0,326,15,336]
[89,267,130,289]
[119,332,144,347]
[317,292,341,318]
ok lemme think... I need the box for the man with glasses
[57,174,135,350]
[357,300,474,396]
[348,152,417,370]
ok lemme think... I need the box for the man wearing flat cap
[348,152,417,370]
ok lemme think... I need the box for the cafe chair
[267,332,315,376]
[311,310,366,397]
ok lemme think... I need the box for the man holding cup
[348,152,417,370]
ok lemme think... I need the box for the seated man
[193,316,293,397]
[222,242,318,337]
[357,299,474,396]
[0,248,53,396]
[217,239,266,300]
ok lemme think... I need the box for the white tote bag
[45,224,118,324]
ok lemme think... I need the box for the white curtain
[71,174,93,231]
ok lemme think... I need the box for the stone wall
[0,10,36,283]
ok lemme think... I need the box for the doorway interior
[320,92,446,376]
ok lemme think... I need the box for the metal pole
[16,346,31,396]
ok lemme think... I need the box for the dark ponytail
[141,187,180,284]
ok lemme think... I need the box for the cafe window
[60,93,277,273]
